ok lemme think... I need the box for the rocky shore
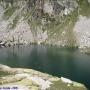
[0,64,87,90]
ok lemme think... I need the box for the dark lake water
[0,45,90,89]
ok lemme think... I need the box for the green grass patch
[47,80,87,90]
[3,6,17,20]
[46,9,78,47]
[77,0,90,17]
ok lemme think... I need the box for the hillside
[0,0,90,48]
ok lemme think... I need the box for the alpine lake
[0,45,90,89]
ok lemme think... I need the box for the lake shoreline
[0,64,87,90]
[1,44,90,55]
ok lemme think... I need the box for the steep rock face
[0,0,49,45]
[0,0,90,48]
[73,0,90,49]
[74,16,90,48]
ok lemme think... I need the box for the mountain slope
[0,0,90,48]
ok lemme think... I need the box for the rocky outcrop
[74,15,90,48]
[88,0,90,3]
[0,64,87,90]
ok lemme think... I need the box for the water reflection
[0,45,90,89]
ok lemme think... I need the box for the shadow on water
[0,45,90,89]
